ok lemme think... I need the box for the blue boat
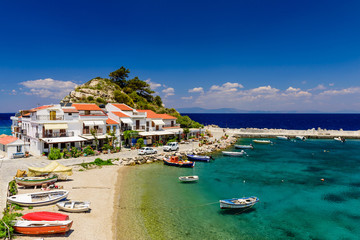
[163,156,195,168]
[186,154,212,162]
[219,196,259,209]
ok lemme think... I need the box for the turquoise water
[118,139,360,239]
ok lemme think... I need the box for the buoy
[281,180,284,182]
[321,178,325,181]
[243,180,246,183]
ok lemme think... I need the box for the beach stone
[146,160,153,164]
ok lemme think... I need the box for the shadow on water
[218,207,256,215]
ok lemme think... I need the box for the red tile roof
[29,105,53,112]
[23,113,30,116]
[106,118,119,125]
[62,108,79,113]
[136,110,160,118]
[158,114,177,120]
[112,112,130,118]
[72,104,102,111]
[112,104,133,111]
[0,136,18,145]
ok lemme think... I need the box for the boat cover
[22,211,69,221]
[28,161,73,177]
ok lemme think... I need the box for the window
[50,111,56,120]
[2,145,5,151]
[68,113,72,116]
[16,145,22,153]
[85,110,90,115]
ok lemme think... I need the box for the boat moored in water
[163,156,195,168]
[276,136,290,140]
[7,190,69,207]
[179,176,199,182]
[13,220,73,235]
[222,150,246,156]
[219,196,259,209]
[253,140,272,144]
[186,154,211,162]
[234,144,253,149]
[334,137,346,142]
[296,136,306,141]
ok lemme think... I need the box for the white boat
[222,150,246,156]
[334,137,345,142]
[56,200,91,213]
[276,136,289,140]
[178,176,199,182]
[234,144,253,149]
[220,196,259,209]
[253,140,272,144]
[15,175,58,187]
[7,190,69,207]
[295,136,306,141]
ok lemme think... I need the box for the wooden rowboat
[22,211,69,221]
[179,176,199,182]
[15,176,58,186]
[234,144,253,149]
[186,154,211,162]
[13,220,73,235]
[57,201,91,213]
[220,196,259,209]
[276,136,289,140]
[7,190,69,207]
[222,151,246,157]
[163,156,195,168]
[253,140,272,144]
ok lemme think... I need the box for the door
[50,111,56,120]
[136,120,140,130]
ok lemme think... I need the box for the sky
[1,0,360,113]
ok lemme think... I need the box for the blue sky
[1,0,360,112]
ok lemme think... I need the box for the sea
[0,113,13,135]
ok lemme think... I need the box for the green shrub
[8,180,17,196]
[136,138,145,148]
[87,96,94,101]
[48,148,61,160]
[96,97,106,104]
[71,147,82,158]
[83,146,95,156]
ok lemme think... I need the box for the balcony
[164,124,181,128]
[21,129,27,135]
[133,125,146,131]
[42,131,75,138]
[36,115,64,121]
[82,129,103,135]
[120,126,132,132]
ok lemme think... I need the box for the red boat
[13,220,73,235]
[22,211,69,221]
[163,156,195,168]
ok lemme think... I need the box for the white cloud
[309,84,326,91]
[181,96,193,100]
[286,87,301,92]
[319,87,360,96]
[210,82,243,92]
[162,87,175,97]
[188,87,204,94]
[329,83,334,87]
[145,79,162,90]
[20,78,77,99]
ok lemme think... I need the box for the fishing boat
[219,196,259,209]
[234,144,253,149]
[186,154,211,162]
[222,150,246,156]
[253,139,272,144]
[15,175,58,187]
[163,156,195,168]
[276,136,289,140]
[295,136,306,141]
[7,190,69,207]
[13,220,73,235]
[334,137,345,142]
[22,211,69,221]
[179,176,199,182]
[56,201,91,213]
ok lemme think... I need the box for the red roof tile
[72,104,102,111]
[62,108,79,113]
[29,105,53,112]
[136,110,161,118]
[112,104,133,111]
[157,114,177,120]
[0,136,18,145]
[106,118,119,125]
[112,112,130,118]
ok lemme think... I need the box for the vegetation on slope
[61,67,203,128]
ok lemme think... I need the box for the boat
[222,150,246,156]
[15,175,58,187]
[56,201,91,213]
[334,137,345,142]
[219,196,259,209]
[276,136,289,140]
[13,220,73,235]
[7,190,69,206]
[295,136,306,141]
[22,211,69,221]
[163,156,195,168]
[253,140,272,144]
[179,176,199,182]
[234,144,253,149]
[186,154,211,162]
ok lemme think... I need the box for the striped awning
[44,123,68,130]
[152,119,165,125]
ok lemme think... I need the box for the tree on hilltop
[109,66,130,88]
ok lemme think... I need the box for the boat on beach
[13,220,73,235]
[296,136,306,141]
[219,196,259,209]
[57,201,91,213]
[334,137,345,142]
[253,139,272,144]
[22,211,69,221]
[234,144,253,149]
[163,156,195,168]
[7,190,69,206]
[179,176,199,182]
[222,150,246,156]
[186,154,211,162]
[276,136,290,140]
[15,175,58,187]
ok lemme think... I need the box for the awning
[166,128,184,134]
[41,136,86,144]
[139,132,156,136]
[152,119,165,125]
[120,118,133,124]
[81,134,108,140]
[44,123,68,130]
[93,121,105,125]
[155,130,175,135]
[83,121,94,127]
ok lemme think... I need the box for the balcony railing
[36,115,64,121]
[164,124,181,128]
[21,129,27,135]
[120,126,132,132]
[133,125,146,131]
[82,129,103,135]
[42,131,75,138]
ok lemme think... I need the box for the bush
[83,146,95,156]
[87,96,94,101]
[136,138,145,148]
[8,180,17,196]
[96,97,106,104]
[48,148,61,160]
[71,147,82,158]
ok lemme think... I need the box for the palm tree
[183,128,190,140]
[90,129,99,150]
[123,130,139,147]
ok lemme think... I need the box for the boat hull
[7,190,69,207]
[222,151,245,156]
[186,155,210,162]
[253,140,271,144]
[179,176,199,182]
[13,220,72,235]
[15,176,58,186]
[22,211,69,221]
[219,197,259,209]
[163,160,195,168]
[57,201,91,213]
[234,145,253,149]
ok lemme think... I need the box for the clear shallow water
[118,138,360,240]
[0,113,13,135]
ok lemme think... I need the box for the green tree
[109,66,130,87]
[114,90,135,107]
[126,77,154,102]
[123,130,139,147]
[183,128,190,140]
[154,95,163,107]
[90,128,99,150]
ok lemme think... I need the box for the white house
[0,135,29,159]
